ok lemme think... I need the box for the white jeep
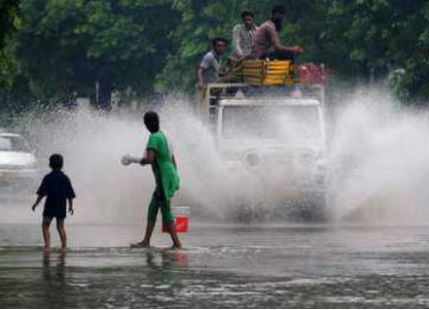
[199,83,328,220]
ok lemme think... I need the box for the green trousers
[147,188,174,225]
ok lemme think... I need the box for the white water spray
[327,87,429,224]
[2,87,427,225]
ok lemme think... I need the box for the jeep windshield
[221,104,322,144]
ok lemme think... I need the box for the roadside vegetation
[0,0,427,114]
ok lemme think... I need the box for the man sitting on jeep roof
[251,5,303,60]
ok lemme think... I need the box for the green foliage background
[0,0,20,89]
[0,0,428,110]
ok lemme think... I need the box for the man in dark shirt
[32,154,75,249]
[251,5,303,60]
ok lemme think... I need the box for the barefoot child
[123,111,182,249]
[31,154,76,249]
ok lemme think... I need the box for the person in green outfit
[122,111,182,249]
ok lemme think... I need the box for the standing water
[0,88,428,308]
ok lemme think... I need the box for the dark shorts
[43,207,66,219]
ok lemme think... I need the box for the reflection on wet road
[0,224,428,308]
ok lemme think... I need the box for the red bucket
[162,206,190,234]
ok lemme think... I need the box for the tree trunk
[95,63,112,110]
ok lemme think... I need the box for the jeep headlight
[242,152,261,167]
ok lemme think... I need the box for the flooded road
[0,223,427,308]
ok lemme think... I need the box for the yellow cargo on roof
[241,60,294,86]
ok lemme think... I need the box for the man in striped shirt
[231,10,258,60]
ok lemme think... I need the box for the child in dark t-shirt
[31,154,76,249]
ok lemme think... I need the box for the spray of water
[2,87,427,225]
[327,87,429,224]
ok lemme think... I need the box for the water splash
[2,87,428,225]
[327,87,429,224]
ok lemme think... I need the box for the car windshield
[221,105,322,143]
[0,136,31,152]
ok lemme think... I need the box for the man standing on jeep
[251,5,303,60]
[197,37,228,86]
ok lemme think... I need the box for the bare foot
[130,241,150,248]
[171,244,183,250]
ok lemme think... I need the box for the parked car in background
[0,131,38,198]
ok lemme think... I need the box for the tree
[0,0,20,89]
[323,0,428,103]
[2,0,427,107]
[12,0,180,108]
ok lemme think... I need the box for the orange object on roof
[297,63,327,86]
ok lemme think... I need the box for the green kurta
[146,131,179,224]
